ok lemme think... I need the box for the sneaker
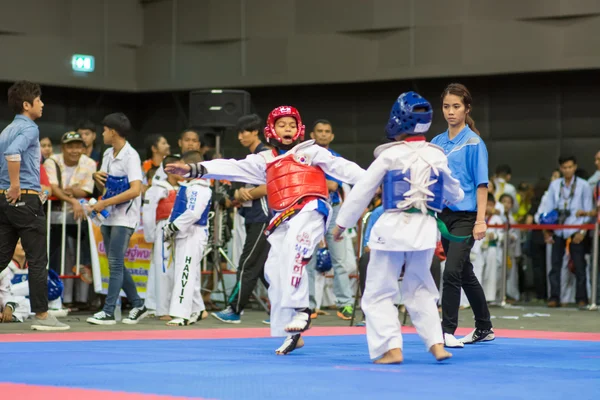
[211,306,241,324]
[122,306,149,325]
[87,311,116,325]
[31,314,70,331]
[444,333,464,348]
[460,328,495,344]
[337,305,353,320]
[262,318,270,325]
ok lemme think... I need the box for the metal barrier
[46,197,85,280]
[488,221,599,309]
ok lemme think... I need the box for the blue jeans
[101,225,144,315]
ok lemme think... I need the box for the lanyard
[559,178,576,211]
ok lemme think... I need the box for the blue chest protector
[382,169,444,212]
[11,269,63,301]
[104,175,130,205]
[169,185,211,226]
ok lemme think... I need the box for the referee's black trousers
[0,194,48,313]
[439,208,492,335]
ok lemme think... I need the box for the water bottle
[87,198,110,225]
[115,297,122,321]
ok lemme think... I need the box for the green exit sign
[71,54,95,72]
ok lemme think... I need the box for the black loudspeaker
[189,89,251,128]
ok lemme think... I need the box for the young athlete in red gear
[166,106,364,354]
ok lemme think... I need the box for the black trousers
[0,194,48,313]
[550,235,587,304]
[228,222,270,314]
[440,208,492,334]
[529,236,548,300]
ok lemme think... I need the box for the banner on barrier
[89,223,151,298]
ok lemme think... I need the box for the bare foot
[430,343,452,361]
[374,348,403,364]
[2,306,14,323]
[159,315,172,321]
[199,310,209,320]
[275,335,304,355]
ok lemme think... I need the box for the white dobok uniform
[0,261,31,322]
[169,179,211,320]
[199,140,364,337]
[142,180,178,316]
[336,140,464,359]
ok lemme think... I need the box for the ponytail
[466,114,480,136]
[441,83,481,136]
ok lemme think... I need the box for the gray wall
[1,0,600,91]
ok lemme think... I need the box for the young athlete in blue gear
[333,92,464,364]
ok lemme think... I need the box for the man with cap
[43,131,97,296]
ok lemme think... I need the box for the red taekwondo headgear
[263,106,306,146]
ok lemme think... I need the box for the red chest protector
[156,190,177,221]
[265,150,328,212]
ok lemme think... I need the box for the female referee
[431,83,494,348]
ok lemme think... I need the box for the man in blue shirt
[305,119,355,320]
[535,155,593,308]
[0,81,69,330]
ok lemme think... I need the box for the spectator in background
[40,136,53,162]
[535,156,593,309]
[146,165,158,187]
[87,112,147,325]
[515,182,533,223]
[587,150,600,189]
[43,131,96,284]
[493,164,518,213]
[212,114,271,324]
[76,120,102,165]
[0,80,69,330]
[142,134,170,173]
[179,129,202,154]
[525,178,550,304]
[151,129,202,185]
[551,169,561,182]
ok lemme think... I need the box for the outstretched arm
[166,154,267,186]
[311,146,365,185]
[335,156,388,234]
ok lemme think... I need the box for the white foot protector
[444,333,465,348]
[275,334,302,355]
[284,311,310,333]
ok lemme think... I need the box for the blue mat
[1,334,599,400]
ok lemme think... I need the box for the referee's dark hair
[235,114,262,134]
[102,112,132,138]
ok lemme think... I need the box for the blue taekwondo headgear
[539,209,559,225]
[47,269,64,301]
[385,91,433,139]
[315,248,333,273]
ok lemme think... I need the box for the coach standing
[0,81,69,330]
